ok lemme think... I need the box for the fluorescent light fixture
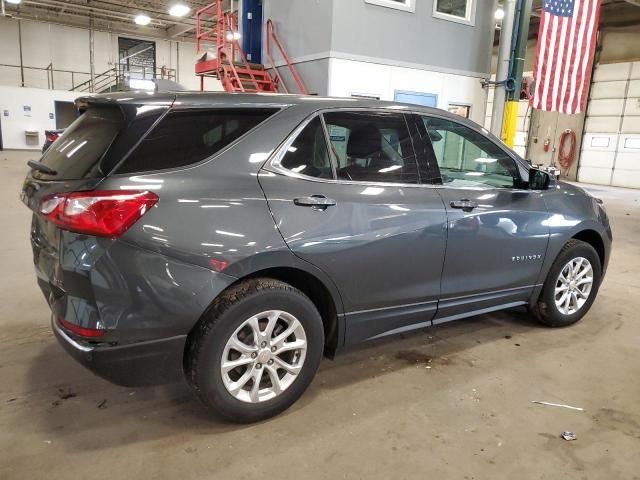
[6,0,22,4]
[134,14,151,25]
[129,79,155,90]
[494,8,505,20]
[168,3,191,17]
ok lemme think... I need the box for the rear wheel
[530,240,601,327]
[185,278,324,423]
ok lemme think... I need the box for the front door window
[422,116,523,189]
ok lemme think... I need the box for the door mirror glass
[529,168,551,190]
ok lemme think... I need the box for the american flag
[532,0,602,114]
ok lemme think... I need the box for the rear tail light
[58,317,106,338]
[40,190,158,238]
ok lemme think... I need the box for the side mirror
[529,168,551,190]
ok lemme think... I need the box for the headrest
[347,124,381,158]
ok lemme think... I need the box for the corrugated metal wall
[579,62,640,188]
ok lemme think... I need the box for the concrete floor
[1,150,639,480]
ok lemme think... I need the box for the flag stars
[545,0,575,17]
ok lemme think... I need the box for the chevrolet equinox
[21,93,612,422]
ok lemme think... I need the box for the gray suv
[21,93,612,422]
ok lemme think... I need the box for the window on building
[279,117,333,179]
[324,111,419,184]
[117,108,277,174]
[365,0,416,13]
[433,0,475,25]
[423,116,520,189]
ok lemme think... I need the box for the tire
[185,278,324,423]
[530,239,601,327]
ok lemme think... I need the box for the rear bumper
[52,317,186,387]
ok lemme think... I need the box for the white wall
[0,86,82,150]
[0,16,223,92]
[327,58,488,125]
[579,62,640,188]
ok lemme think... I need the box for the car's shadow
[19,305,592,451]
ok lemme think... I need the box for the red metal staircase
[195,2,307,94]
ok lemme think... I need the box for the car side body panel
[433,187,551,323]
[528,182,612,303]
[259,170,448,344]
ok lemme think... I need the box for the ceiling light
[6,0,22,4]
[494,8,505,20]
[134,14,151,26]
[169,3,191,17]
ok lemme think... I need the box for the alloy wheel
[220,310,307,403]
[554,257,594,315]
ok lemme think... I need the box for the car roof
[81,91,466,121]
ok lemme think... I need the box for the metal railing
[72,65,177,93]
[265,20,308,95]
[0,62,91,90]
[0,62,176,93]
[221,12,261,92]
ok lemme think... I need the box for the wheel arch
[188,263,345,359]
[572,229,605,269]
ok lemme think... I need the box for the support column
[503,0,533,148]
[490,0,517,138]
[89,16,95,92]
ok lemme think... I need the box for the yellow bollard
[501,100,520,148]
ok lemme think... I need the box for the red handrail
[222,13,262,92]
[265,19,308,95]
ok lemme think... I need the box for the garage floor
[1,150,639,479]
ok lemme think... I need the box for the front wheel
[185,278,324,423]
[530,239,602,327]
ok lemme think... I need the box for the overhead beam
[167,23,195,38]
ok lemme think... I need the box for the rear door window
[323,111,419,184]
[279,117,333,179]
[34,106,124,180]
[116,108,278,174]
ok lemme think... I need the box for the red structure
[195,2,307,94]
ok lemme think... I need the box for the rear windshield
[35,107,124,180]
[115,108,278,174]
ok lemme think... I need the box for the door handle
[293,195,337,210]
[450,199,478,212]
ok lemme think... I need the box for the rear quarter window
[115,108,278,174]
[34,106,124,180]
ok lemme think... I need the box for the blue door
[394,90,438,108]
[242,0,263,63]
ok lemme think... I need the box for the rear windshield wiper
[28,160,57,176]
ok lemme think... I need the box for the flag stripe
[551,17,568,112]
[568,0,591,114]
[558,0,580,114]
[533,12,551,109]
[575,0,600,113]
[542,15,558,111]
[532,0,601,114]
